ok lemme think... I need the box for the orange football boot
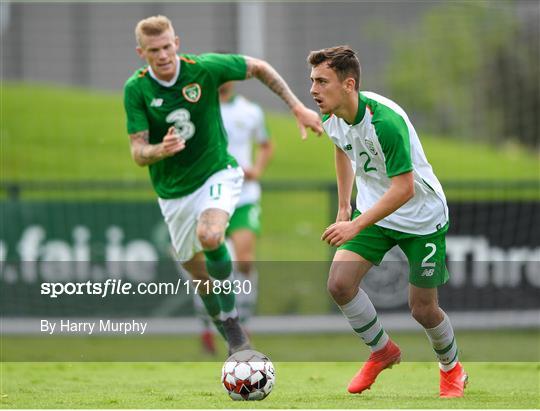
[440,362,468,398]
[347,339,401,394]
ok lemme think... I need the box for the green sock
[204,243,232,280]
[199,293,226,339]
[204,243,236,316]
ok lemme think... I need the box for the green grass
[1,330,539,408]
[2,330,539,362]
[2,82,539,185]
[1,361,538,408]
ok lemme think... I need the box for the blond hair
[135,15,175,47]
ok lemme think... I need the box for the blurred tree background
[386,2,539,149]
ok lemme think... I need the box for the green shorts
[226,203,261,236]
[338,210,450,288]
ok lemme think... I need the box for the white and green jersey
[220,95,269,207]
[323,92,448,235]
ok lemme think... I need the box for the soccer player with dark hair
[123,15,322,355]
[307,45,467,397]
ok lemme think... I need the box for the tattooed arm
[245,57,323,139]
[129,127,185,166]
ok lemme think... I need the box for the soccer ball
[221,350,275,401]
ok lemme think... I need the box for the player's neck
[149,56,180,87]
[155,60,178,82]
[157,71,175,82]
[335,93,359,125]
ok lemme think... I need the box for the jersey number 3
[166,109,196,140]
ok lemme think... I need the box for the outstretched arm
[245,56,323,139]
[129,127,185,167]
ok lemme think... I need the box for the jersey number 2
[422,243,437,268]
[359,151,377,173]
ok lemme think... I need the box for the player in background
[198,80,274,354]
[123,15,322,355]
[307,45,467,397]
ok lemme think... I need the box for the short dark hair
[307,45,361,90]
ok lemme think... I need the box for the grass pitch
[1,361,538,409]
[1,331,539,408]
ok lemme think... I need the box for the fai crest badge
[364,138,378,156]
[182,83,201,103]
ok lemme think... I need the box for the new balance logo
[150,98,163,107]
[421,268,435,277]
[343,144,352,151]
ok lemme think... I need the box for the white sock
[219,308,239,321]
[424,312,459,371]
[339,288,389,352]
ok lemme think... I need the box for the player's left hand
[321,221,359,247]
[293,104,323,140]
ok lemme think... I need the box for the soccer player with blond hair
[307,45,467,397]
[124,15,322,354]
[198,79,274,354]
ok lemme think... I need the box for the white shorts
[158,166,244,262]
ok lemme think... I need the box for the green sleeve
[372,109,413,177]
[123,80,149,134]
[198,53,247,85]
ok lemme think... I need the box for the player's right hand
[293,104,323,140]
[161,126,186,157]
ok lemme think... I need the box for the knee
[410,301,440,327]
[327,275,354,304]
[196,227,223,251]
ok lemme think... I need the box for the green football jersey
[124,53,247,199]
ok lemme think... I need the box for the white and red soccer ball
[221,350,275,401]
